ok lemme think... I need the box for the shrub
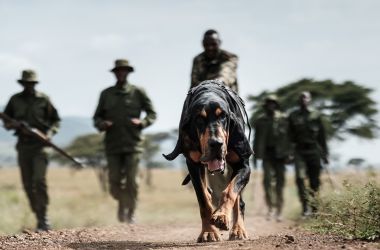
[310,181,380,240]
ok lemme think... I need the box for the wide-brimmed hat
[17,69,39,84]
[110,59,134,72]
[264,94,280,108]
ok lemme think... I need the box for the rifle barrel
[0,112,84,168]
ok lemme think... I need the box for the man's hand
[131,118,142,129]
[4,121,32,137]
[45,130,55,141]
[4,120,22,130]
[99,120,113,131]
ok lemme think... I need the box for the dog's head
[190,95,230,174]
[163,80,251,167]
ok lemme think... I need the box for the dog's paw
[210,211,230,231]
[197,227,221,243]
[229,224,248,240]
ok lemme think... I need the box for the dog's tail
[162,140,182,161]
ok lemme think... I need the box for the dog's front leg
[229,194,248,240]
[211,157,250,232]
[186,158,221,242]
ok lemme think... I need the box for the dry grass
[0,166,378,235]
[0,167,202,235]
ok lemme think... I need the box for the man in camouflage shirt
[190,29,239,207]
[3,69,60,231]
[191,29,239,92]
[288,91,329,217]
[253,95,290,222]
[93,59,156,223]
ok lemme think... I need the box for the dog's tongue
[207,159,225,173]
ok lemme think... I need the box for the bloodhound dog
[163,80,252,242]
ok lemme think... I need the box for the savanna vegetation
[0,166,378,240]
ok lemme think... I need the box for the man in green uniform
[190,29,239,207]
[93,59,156,223]
[191,29,239,92]
[3,69,60,231]
[288,91,329,217]
[253,95,289,222]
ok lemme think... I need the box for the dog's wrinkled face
[192,101,229,174]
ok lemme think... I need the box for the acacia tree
[63,133,104,164]
[58,133,108,192]
[248,78,378,140]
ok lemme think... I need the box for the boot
[36,210,51,232]
[301,202,311,218]
[127,209,135,224]
[117,201,128,222]
[265,207,273,221]
[275,207,283,222]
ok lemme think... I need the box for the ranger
[93,59,156,223]
[191,29,239,92]
[2,69,60,231]
[253,95,290,221]
[288,91,329,216]
[190,29,239,206]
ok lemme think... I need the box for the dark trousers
[294,152,321,211]
[262,157,285,212]
[106,153,140,212]
[17,149,49,216]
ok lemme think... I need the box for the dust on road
[1,215,378,250]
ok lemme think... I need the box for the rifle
[0,112,84,168]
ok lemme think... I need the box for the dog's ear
[228,112,242,133]
[163,97,191,161]
[163,94,197,161]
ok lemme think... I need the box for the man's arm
[190,57,200,89]
[318,116,329,163]
[217,55,238,91]
[45,99,60,138]
[93,91,112,131]
[2,97,23,130]
[252,121,259,169]
[139,88,157,129]
[287,114,296,143]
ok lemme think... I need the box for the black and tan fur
[163,80,252,242]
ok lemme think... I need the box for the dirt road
[1,169,379,249]
[1,215,378,249]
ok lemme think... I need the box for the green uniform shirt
[288,107,328,157]
[191,49,238,92]
[253,111,290,159]
[3,91,60,150]
[93,83,157,154]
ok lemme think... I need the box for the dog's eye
[195,116,206,126]
[219,112,226,120]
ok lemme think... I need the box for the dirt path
[1,215,378,250]
[0,169,379,249]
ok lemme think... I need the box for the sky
[0,0,379,164]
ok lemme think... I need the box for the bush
[310,181,380,240]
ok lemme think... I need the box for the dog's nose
[209,138,223,148]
